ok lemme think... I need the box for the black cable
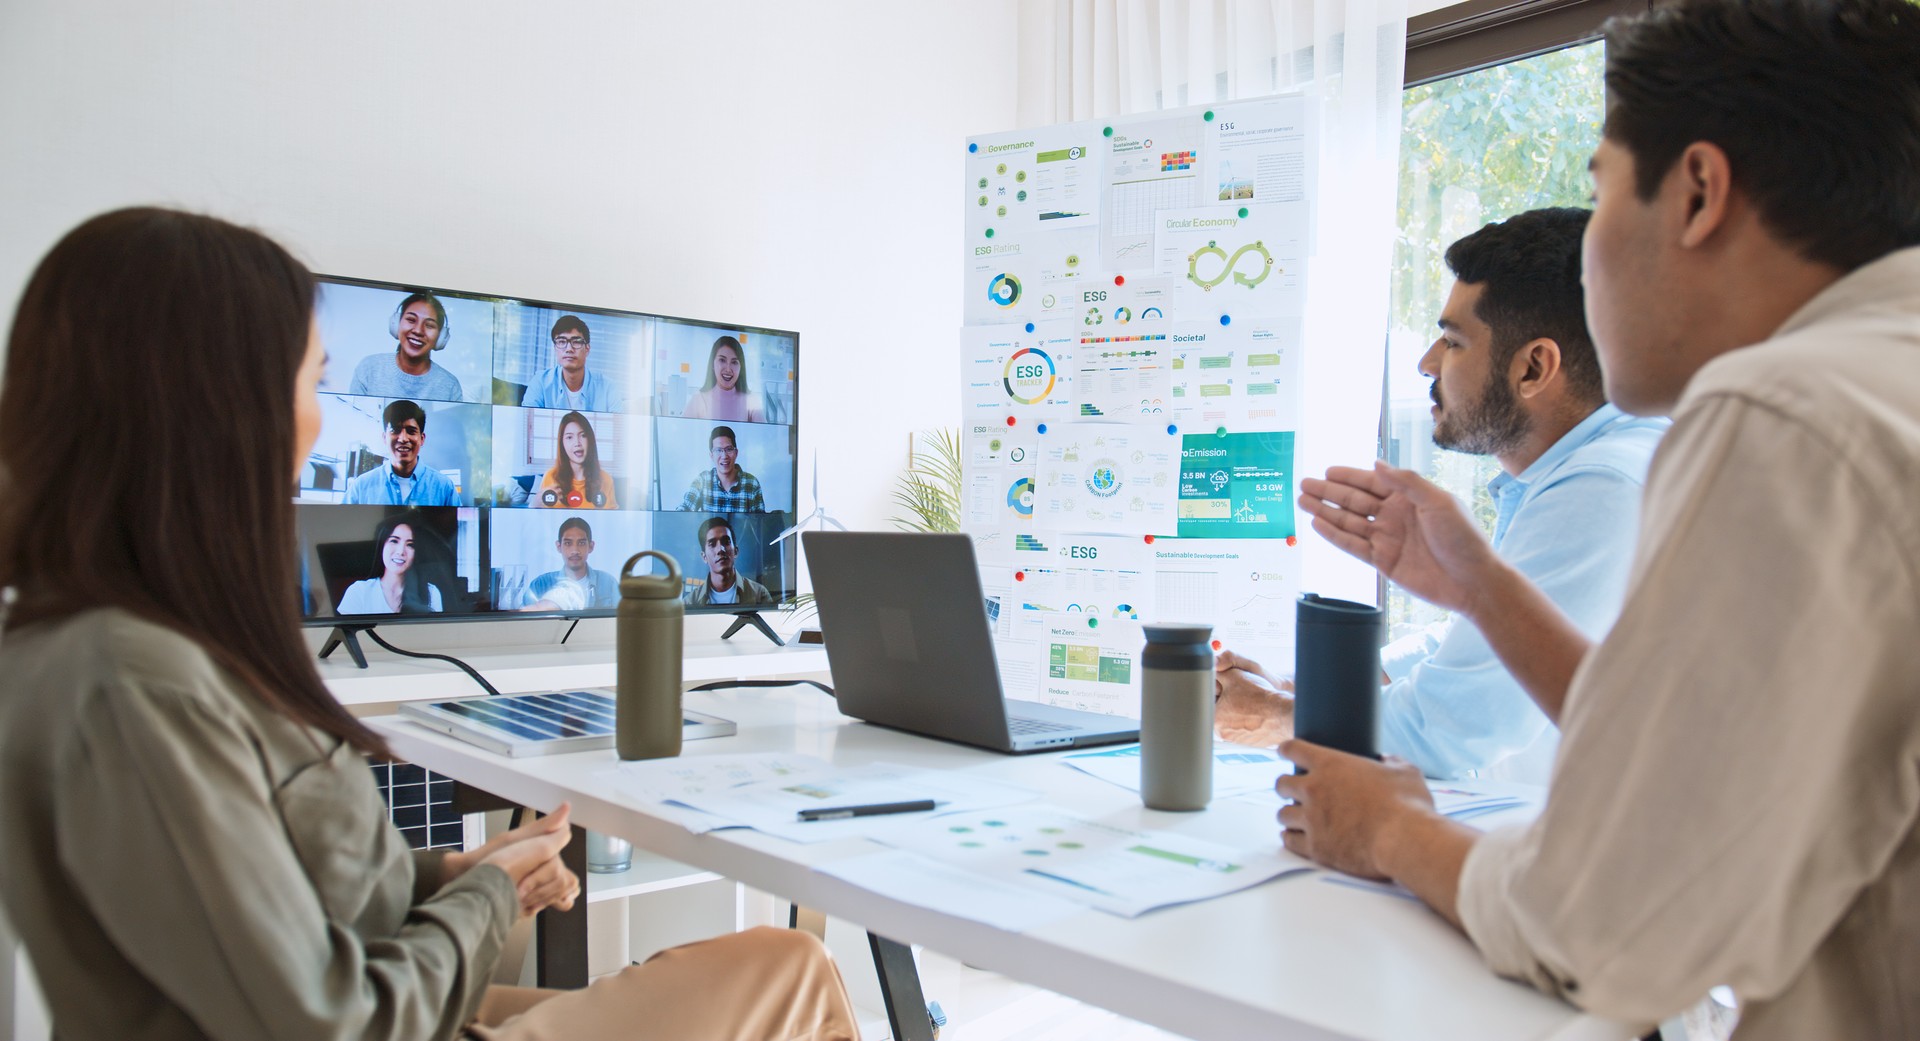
[686,678,835,699]
[361,628,504,698]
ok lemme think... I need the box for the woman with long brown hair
[536,410,619,509]
[0,208,855,1041]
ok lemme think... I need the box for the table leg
[536,822,590,989]
[452,785,590,990]
[868,932,935,1041]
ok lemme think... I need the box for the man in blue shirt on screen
[521,315,624,413]
[520,516,620,612]
[343,399,463,507]
[1213,207,1667,781]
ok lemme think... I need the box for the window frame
[1378,1,1628,611]
[1404,0,1648,87]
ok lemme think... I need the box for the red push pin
[1211,639,1223,651]
[1286,535,1298,547]
[1014,571,1026,582]
[1143,534,1155,544]
[1114,274,1126,286]
[1007,415,1017,426]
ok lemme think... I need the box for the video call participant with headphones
[349,290,466,402]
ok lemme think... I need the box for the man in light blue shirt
[519,516,620,612]
[521,315,624,413]
[1214,208,1667,780]
[343,399,463,506]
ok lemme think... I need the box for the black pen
[796,799,938,822]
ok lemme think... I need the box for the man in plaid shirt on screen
[680,425,765,513]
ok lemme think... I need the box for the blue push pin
[1037,422,1049,435]
[968,142,978,153]
[1166,423,1177,436]
[1219,314,1232,326]
[1025,322,1035,333]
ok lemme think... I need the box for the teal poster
[1177,432,1294,539]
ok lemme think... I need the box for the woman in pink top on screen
[681,335,765,423]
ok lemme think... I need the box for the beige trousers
[465,926,860,1041]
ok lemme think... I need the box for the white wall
[0,0,1019,539]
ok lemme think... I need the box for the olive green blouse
[0,608,517,1040]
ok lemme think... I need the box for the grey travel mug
[1292,594,1382,762]
[1140,624,1214,811]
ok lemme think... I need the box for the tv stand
[720,610,784,647]
[319,623,376,669]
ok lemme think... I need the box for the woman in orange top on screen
[537,410,618,509]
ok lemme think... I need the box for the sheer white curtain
[1016,0,1409,603]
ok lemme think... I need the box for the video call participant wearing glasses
[519,516,619,613]
[344,399,463,506]
[0,208,858,1041]
[537,410,619,510]
[682,335,765,423]
[349,290,467,402]
[521,315,625,413]
[336,512,445,614]
[686,516,771,606]
[680,425,765,513]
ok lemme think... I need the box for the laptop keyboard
[1007,716,1078,735]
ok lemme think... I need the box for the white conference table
[371,685,1630,1041]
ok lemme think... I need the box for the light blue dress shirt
[521,367,624,413]
[523,568,620,610]
[1377,404,1669,780]
[343,464,463,506]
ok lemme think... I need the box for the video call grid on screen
[300,275,799,621]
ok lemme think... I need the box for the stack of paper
[596,753,1042,843]
[824,804,1312,924]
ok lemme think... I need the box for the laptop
[399,688,736,757]
[804,531,1140,754]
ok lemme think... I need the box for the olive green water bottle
[617,550,684,760]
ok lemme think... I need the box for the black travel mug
[1292,593,1382,762]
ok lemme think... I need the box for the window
[1382,39,1605,637]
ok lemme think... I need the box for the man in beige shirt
[1280,1,1920,1037]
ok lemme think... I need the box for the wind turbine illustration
[773,449,847,547]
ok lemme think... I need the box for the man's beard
[1432,368,1531,456]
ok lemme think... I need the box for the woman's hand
[445,804,582,916]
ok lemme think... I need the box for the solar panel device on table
[398,689,736,756]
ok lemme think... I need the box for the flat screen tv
[295,275,798,648]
